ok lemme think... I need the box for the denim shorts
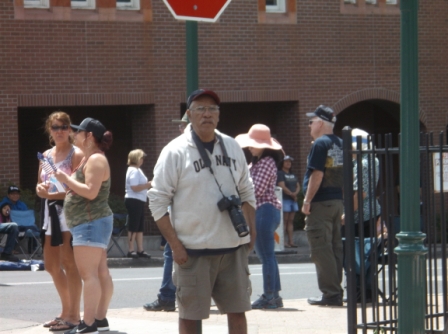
[282,198,299,212]
[70,214,113,249]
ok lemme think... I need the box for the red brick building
[1,0,446,232]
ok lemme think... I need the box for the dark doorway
[178,101,296,139]
[334,99,426,145]
[335,99,428,218]
[334,99,401,145]
[217,101,298,163]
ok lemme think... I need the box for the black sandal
[137,251,151,258]
[127,251,138,258]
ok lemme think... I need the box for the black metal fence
[343,128,448,333]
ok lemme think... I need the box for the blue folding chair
[10,210,42,259]
[107,214,128,257]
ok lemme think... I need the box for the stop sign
[163,0,232,23]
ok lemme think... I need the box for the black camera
[217,195,249,237]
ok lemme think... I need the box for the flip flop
[290,244,299,248]
[49,320,78,331]
[43,317,62,328]
[284,244,291,248]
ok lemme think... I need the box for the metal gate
[343,128,448,333]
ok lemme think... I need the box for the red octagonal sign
[163,0,232,23]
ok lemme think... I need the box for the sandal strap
[49,320,78,331]
[43,317,62,327]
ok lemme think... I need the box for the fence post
[396,0,427,333]
[342,126,357,334]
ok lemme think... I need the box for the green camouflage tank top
[64,160,112,228]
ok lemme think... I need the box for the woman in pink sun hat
[235,124,284,310]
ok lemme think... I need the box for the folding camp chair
[343,227,387,304]
[10,210,42,260]
[107,214,128,257]
[374,216,400,304]
[354,236,385,301]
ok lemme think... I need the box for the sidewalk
[1,232,350,334]
[1,299,348,334]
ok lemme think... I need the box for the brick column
[0,95,20,187]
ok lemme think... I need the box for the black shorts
[125,197,146,232]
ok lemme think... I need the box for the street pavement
[5,233,446,332]
[2,239,351,333]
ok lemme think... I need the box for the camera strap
[191,130,241,198]
[216,134,242,198]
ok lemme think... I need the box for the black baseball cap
[306,105,337,123]
[71,118,106,141]
[187,89,220,109]
[8,185,20,194]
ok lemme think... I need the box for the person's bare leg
[60,232,82,324]
[96,249,114,320]
[128,231,136,253]
[286,212,296,246]
[283,212,294,246]
[283,212,289,246]
[227,313,247,334]
[179,319,198,334]
[73,246,103,326]
[44,235,70,320]
[136,232,144,253]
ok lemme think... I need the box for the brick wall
[1,0,447,232]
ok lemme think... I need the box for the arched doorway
[334,99,400,145]
[334,99,427,144]
[334,99,427,218]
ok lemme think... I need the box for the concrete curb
[107,249,312,269]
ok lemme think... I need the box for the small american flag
[37,152,57,175]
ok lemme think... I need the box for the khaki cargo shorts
[173,244,252,320]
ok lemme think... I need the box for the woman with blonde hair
[36,111,83,331]
[125,149,151,258]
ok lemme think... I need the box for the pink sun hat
[235,124,282,150]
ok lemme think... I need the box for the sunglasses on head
[51,125,69,131]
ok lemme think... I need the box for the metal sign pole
[186,20,201,334]
[165,2,231,332]
[186,20,199,96]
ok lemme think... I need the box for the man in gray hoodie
[148,89,256,334]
